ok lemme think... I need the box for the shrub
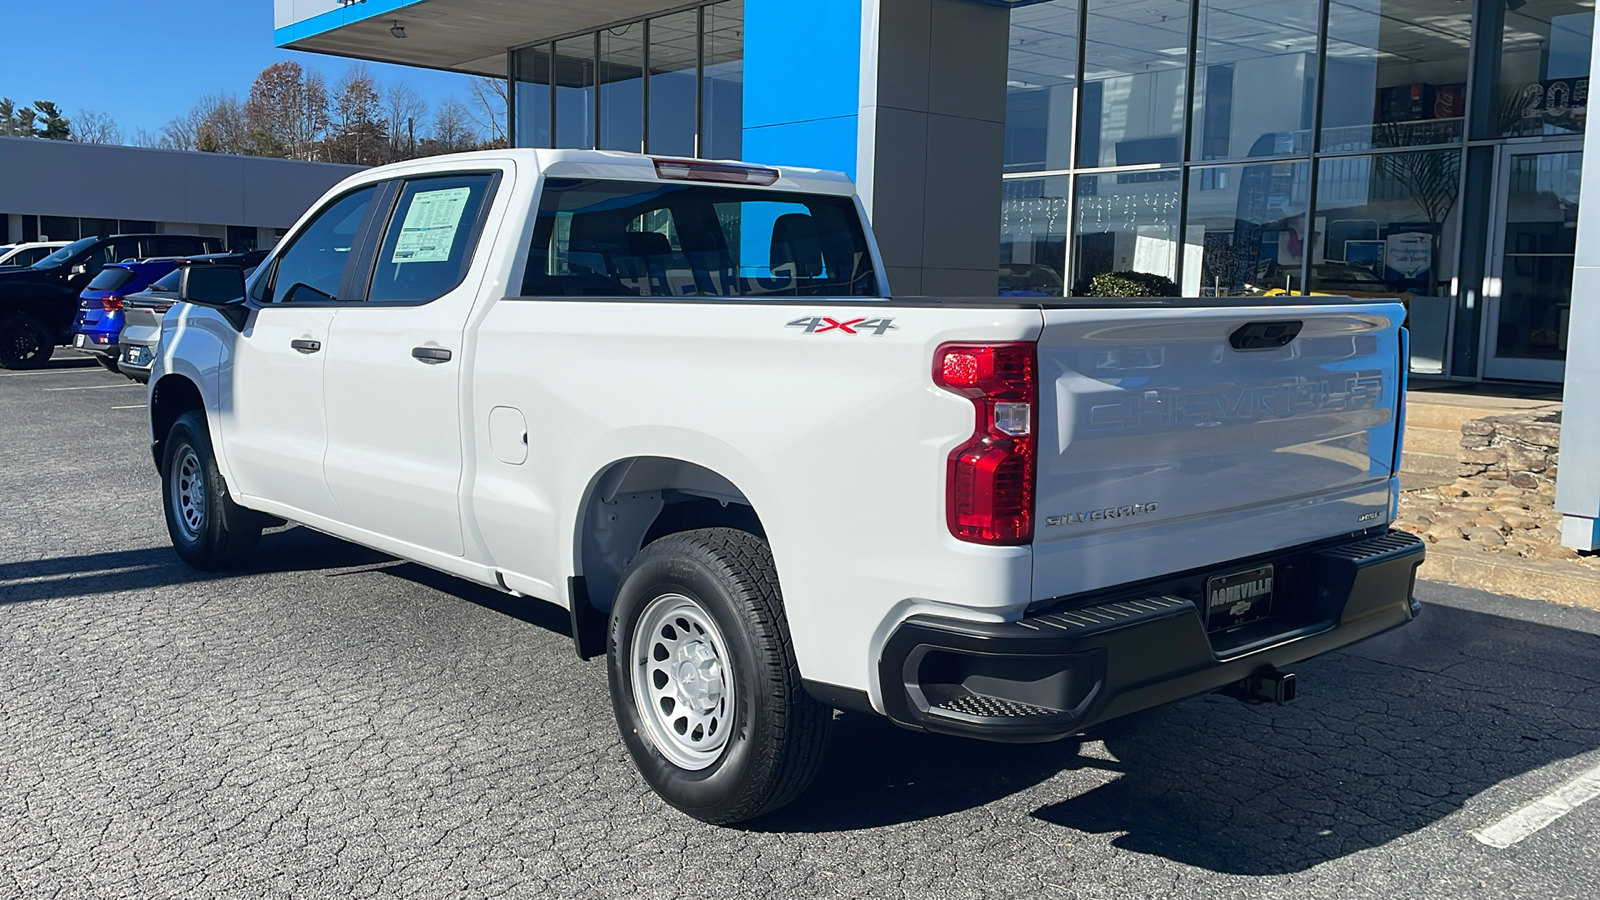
[1087,271,1180,298]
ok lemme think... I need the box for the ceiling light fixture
[391,21,407,38]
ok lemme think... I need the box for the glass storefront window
[1496,149,1583,362]
[703,1,744,160]
[1493,2,1595,138]
[1071,169,1181,294]
[1080,0,1189,168]
[1186,161,1312,296]
[1001,176,1070,295]
[554,37,596,150]
[599,24,645,153]
[1007,3,1077,173]
[1192,0,1318,160]
[1322,0,1472,152]
[1310,150,1462,300]
[652,10,700,157]
[513,45,553,149]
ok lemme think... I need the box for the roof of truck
[335,148,860,198]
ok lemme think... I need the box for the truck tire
[161,410,262,571]
[607,528,831,824]
[0,313,52,370]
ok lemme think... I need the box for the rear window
[87,267,137,292]
[522,179,879,298]
[148,270,183,293]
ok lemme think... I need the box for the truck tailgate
[1031,300,1404,603]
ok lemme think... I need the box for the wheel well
[149,375,204,468]
[576,457,766,619]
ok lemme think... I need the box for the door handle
[290,339,321,354]
[412,346,452,364]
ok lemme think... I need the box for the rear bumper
[879,530,1424,742]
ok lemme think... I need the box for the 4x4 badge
[787,316,898,335]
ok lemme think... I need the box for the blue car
[72,260,185,371]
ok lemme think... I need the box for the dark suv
[0,233,222,369]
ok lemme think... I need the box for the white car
[147,149,1424,824]
[0,241,70,268]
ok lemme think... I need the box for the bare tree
[326,63,387,165]
[131,127,165,148]
[184,93,251,154]
[383,80,427,162]
[426,96,479,154]
[467,76,508,148]
[72,109,123,144]
[246,61,330,159]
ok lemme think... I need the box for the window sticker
[392,187,472,263]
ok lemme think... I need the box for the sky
[0,1,479,141]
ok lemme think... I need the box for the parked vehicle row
[115,251,267,381]
[0,233,222,369]
[149,148,1424,825]
[0,241,70,268]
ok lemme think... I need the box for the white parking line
[42,384,143,392]
[0,368,99,377]
[1474,762,1600,849]
[111,404,147,410]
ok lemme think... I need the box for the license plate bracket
[1205,564,1275,632]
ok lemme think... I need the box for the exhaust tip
[1222,668,1297,705]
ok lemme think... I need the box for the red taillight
[101,295,123,312]
[934,342,1037,545]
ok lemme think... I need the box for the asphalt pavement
[4,353,1600,899]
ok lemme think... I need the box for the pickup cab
[147,149,1424,824]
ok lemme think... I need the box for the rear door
[320,170,502,557]
[1030,300,1404,602]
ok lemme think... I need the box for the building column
[1556,11,1600,550]
[742,0,1009,297]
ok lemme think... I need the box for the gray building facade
[1,137,362,251]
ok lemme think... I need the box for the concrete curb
[1420,544,1600,611]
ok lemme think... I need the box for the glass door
[1484,143,1583,382]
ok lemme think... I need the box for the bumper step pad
[880,530,1425,742]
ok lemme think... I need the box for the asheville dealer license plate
[1205,564,1274,632]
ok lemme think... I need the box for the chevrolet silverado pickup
[147,149,1424,824]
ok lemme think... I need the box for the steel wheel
[171,444,206,542]
[631,592,735,771]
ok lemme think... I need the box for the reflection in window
[1496,150,1583,360]
[1072,169,1181,294]
[554,37,596,149]
[1186,162,1311,296]
[1193,0,1319,160]
[1310,150,1461,299]
[703,1,745,160]
[525,179,879,298]
[1322,0,1472,152]
[600,24,645,152]
[1080,0,1189,168]
[651,10,700,157]
[1007,4,1076,173]
[1000,176,1069,296]
[1492,1,1594,138]
[513,45,552,149]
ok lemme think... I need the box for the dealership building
[277,0,1600,546]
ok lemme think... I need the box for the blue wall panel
[743,0,863,178]
[742,118,862,179]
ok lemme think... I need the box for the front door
[219,184,380,519]
[1484,142,1583,382]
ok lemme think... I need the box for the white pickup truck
[148,149,1424,824]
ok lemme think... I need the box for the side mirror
[178,264,247,306]
[178,264,249,330]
